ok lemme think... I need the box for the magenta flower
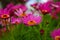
[4,3,14,11]
[9,4,27,17]
[50,28,60,40]
[31,3,39,10]
[11,17,21,24]
[0,9,10,19]
[12,4,27,11]
[50,2,60,19]
[14,8,33,17]
[22,12,42,26]
[14,8,27,17]
[40,29,44,35]
[38,2,52,15]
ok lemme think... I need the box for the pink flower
[12,4,27,11]
[9,4,27,17]
[14,9,33,17]
[0,9,10,19]
[22,12,42,26]
[14,8,26,17]
[4,3,14,11]
[31,3,39,10]
[50,2,60,19]
[50,28,60,40]
[40,29,44,35]
[11,17,21,24]
[38,2,52,15]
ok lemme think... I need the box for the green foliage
[0,14,60,40]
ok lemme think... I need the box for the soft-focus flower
[50,2,60,19]
[14,8,33,17]
[12,4,27,12]
[4,3,14,11]
[0,9,10,19]
[11,17,21,24]
[31,3,38,10]
[14,8,27,17]
[22,12,42,26]
[40,29,44,35]
[9,4,27,17]
[50,28,60,40]
[38,2,52,15]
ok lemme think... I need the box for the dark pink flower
[12,4,27,12]
[11,17,21,24]
[14,8,32,17]
[4,3,14,11]
[0,9,10,19]
[38,2,52,15]
[14,8,27,17]
[31,3,39,10]
[50,28,60,40]
[50,2,60,19]
[40,29,44,35]
[22,12,42,26]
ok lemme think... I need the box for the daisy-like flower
[4,3,14,11]
[11,17,21,25]
[22,11,42,26]
[4,3,14,17]
[14,8,33,18]
[50,28,60,40]
[12,4,27,12]
[0,9,10,19]
[10,4,27,17]
[50,2,60,19]
[14,8,27,17]
[38,2,52,15]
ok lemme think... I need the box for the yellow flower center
[1,14,10,19]
[20,13,26,17]
[55,36,60,40]
[27,20,36,25]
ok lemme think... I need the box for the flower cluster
[0,2,42,32]
[0,0,60,37]
[31,0,60,19]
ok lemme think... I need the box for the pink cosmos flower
[14,8,26,17]
[22,12,42,26]
[50,2,60,19]
[9,4,27,17]
[38,2,52,15]
[14,8,33,17]
[11,17,21,24]
[0,9,10,19]
[4,3,14,11]
[12,4,27,12]
[50,28,60,40]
